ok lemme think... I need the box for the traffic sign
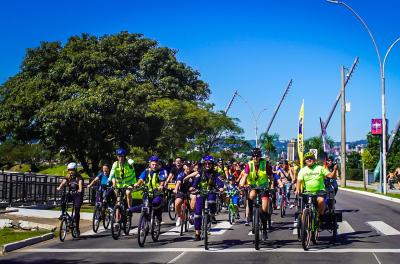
[371,119,382,135]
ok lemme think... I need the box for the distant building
[287,139,298,161]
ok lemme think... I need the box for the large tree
[304,136,334,160]
[0,32,209,175]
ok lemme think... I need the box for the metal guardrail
[0,172,91,207]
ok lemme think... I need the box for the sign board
[346,102,351,112]
[309,148,318,159]
[371,119,382,135]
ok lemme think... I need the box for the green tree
[361,149,375,170]
[0,32,209,175]
[346,151,362,180]
[259,133,279,157]
[304,136,334,160]
[366,132,380,168]
[388,132,400,172]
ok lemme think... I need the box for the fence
[0,172,91,207]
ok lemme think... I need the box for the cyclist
[109,148,137,212]
[88,164,115,208]
[57,162,83,236]
[295,152,335,218]
[216,158,229,180]
[190,155,225,241]
[226,174,240,219]
[325,156,339,195]
[276,160,293,209]
[240,148,273,241]
[165,157,184,185]
[134,156,167,222]
[174,161,196,226]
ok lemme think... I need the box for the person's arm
[134,170,147,188]
[57,179,67,191]
[174,181,181,194]
[183,171,199,182]
[88,176,99,188]
[78,178,83,193]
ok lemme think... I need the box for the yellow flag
[297,100,304,168]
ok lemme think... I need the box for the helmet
[116,148,127,156]
[67,162,78,170]
[228,175,235,181]
[304,152,316,160]
[202,155,215,163]
[148,156,159,162]
[327,155,334,161]
[251,148,262,157]
[217,158,224,163]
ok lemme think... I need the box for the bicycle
[225,190,239,225]
[110,187,132,240]
[196,188,220,250]
[59,190,79,242]
[323,179,339,243]
[178,192,190,236]
[137,185,162,247]
[249,186,270,250]
[278,185,287,218]
[92,186,113,233]
[298,191,320,251]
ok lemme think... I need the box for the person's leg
[194,195,204,238]
[152,196,164,221]
[126,189,133,208]
[73,194,83,231]
[316,196,325,216]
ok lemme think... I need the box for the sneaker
[289,204,294,209]
[176,217,181,227]
[211,215,217,224]
[75,228,81,237]
[277,206,281,210]
[58,213,65,220]
[245,220,250,226]
[194,234,201,241]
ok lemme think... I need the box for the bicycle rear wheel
[92,206,101,233]
[301,208,311,250]
[254,207,260,250]
[111,205,122,240]
[59,218,68,242]
[138,212,148,247]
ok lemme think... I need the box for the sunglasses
[204,162,213,165]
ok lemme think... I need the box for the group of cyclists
[56,146,339,246]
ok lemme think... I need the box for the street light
[327,0,400,194]
[236,93,267,148]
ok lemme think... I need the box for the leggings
[194,193,217,230]
[61,192,83,228]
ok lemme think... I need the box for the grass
[39,165,90,179]
[343,186,400,199]
[51,205,94,213]
[0,227,49,247]
[8,164,31,173]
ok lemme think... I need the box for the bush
[346,168,363,181]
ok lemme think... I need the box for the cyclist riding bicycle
[276,160,293,209]
[216,158,229,180]
[88,164,116,208]
[57,162,84,236]
[189,155,225,241]
[295,152,335,218]
[325,155,339,195]
[226,175,240,219]
[165,157,184,185]
[109,148,137,212]
[134,156,167,222]
[174,161,196,227]
[240,148,273,241]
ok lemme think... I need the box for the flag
[320,118,331,153]
[297,100,304,168]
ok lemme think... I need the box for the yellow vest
[247,160,269,187]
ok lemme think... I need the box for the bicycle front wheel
[254,207,260,250]
[92,206,101,233]
[103,207,112,230]
[59,218,68,242]
[138,213,148,247]
[301,208,311,250]
[151,216,161,242]
[202,213,209,250]
[124,212,132,235]
[111,205,122,240]
[168,198,176,221]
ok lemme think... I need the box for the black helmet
[251,148,262,157]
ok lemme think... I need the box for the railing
[0,172,91,207]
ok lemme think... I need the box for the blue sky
[1,0,399,141]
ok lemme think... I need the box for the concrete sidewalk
[5,207,93,220]
[344,180,400,194]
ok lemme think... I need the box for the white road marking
[372,252,382,264]
[163,225,193,236]
[338,221,355,235]
[167,252,186,263]
[81,227,105,236]
[293,221,297,235]
[129,227,138,235]
[210,221,232,235]
[366,221,400,236]
[19,248,400,253]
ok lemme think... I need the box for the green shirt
[298,164,329,193]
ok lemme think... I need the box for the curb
[339,187,400,204]
[1,232,54,255]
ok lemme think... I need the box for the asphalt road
[2,189,400,264]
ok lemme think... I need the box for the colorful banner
[320,118,331,153]
[297,100,304,168]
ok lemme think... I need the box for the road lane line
[366,221,400,236]
[19,248,400,253]
[167,252,186,263]
[372,253,382,264]
[338,221,355,235]
[293,221,297,235]
[81,226,106,236]
[210,221,232,235]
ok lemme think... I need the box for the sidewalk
[344,180,400,194]
[5,207,93,220]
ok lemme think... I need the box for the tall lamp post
[254,108,268,148]
[327,0,400,194]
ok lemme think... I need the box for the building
[287,139,298,161]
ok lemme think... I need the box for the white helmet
[67,162,78,170]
